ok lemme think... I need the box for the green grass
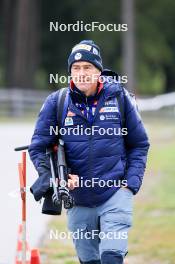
[41,213,78,264]
[129,121,175,263]
[41,120,175,264]
[0,116,36,123]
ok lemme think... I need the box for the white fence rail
[0,88,50,117]
[0,88,175,117]
[137,92,175,111]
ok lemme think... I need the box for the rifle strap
[57,87,68,129]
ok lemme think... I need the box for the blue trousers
[67,188,134,264]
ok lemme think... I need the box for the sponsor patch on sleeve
[99,107,119,113]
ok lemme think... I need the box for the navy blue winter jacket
[29,73,150,207]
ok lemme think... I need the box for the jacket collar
[69,79,103,105]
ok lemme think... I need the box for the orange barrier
[15,151,41,264]
[30,249,41,264]
[15,224,31,264]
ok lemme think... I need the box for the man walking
[29,40,150,264]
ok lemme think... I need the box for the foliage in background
[0,0,175,94]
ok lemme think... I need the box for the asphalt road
[0,122,51,264]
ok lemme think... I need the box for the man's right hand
[67,174,79,190]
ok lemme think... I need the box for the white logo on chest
[100,115,105,120]
[65,117,74,126]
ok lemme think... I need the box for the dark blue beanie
[68,40,103,73]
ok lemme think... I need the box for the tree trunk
[4,0,40,89]
[2,0,16,86]
[164,65,175,93]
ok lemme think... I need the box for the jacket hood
[101,69,122,99]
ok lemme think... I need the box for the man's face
[71,61,101,96]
